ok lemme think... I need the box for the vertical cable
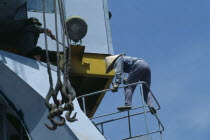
[42,0,53,88]
[54,0,61,79]
[59,0,72,78]
[57,0,67,82]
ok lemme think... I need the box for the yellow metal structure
[70,46,114,77]
[62,45,115,117]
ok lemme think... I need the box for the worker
[0,17,56,61]
[105,53,156,114]
[17,17,56,60]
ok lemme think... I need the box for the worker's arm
[114,57,124,84]
[111,57,124,92]
[35,25,56,40]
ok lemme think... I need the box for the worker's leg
[124,60,146,106]
[124,88,133,106]
[125,60,152,106]
[17,24,40,56]
[138,61,157,114]
[140,64,152,106]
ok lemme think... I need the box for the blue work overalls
[114,56,152,106]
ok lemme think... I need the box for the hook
[45,115,57,130]
[51,116,66,126]
[65,111,77,122]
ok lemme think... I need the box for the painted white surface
[0,51,106,140]
[27,0,113,54]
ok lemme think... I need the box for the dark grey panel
[0,0,27,20]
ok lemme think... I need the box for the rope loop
[43,0,77,130]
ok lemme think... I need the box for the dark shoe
[148,106,157,115]
[117,106,131,111]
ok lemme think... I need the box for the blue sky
[95,0,210,140]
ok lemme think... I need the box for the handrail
[77,81,164,139]
[77,81,161,114]
[77,82,141,99]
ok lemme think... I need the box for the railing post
[101,124,104,135]
[82,97,86,114]
[127,110,132,138]
[140,83,151,138]
[157,113,163,140]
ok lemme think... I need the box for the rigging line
[53,0,63,109]
[59,0,76,100]
[42,1,58,131]
[58,0,69,100]
[57,0,67,75]
[54,0,61,80]
[42,0,53,87]
[57,0,71,56]
[60,0,72,56]
[59,0,72,82]
[58,0,69,86]
[61,0,72,56]
[57,0,76,101]
[43,0,77,130]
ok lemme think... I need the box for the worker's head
[105,53,125,74]
[28,17,42,26]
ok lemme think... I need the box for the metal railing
[77,82,164,140]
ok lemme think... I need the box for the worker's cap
[105,54,124,74]
[28,17,42,26]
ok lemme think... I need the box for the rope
[42,0,54,109]
[58,0,77,120]
[54,0,61,80]
[43,0,77,130]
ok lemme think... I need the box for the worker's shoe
[148,106,157,115]
[117,106,131,111]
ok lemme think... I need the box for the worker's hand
[111,83,119,92]
[123,78,127,84]
[46,29,56,40]
[50,34,56,40]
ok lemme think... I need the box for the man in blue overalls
[105,53,156,114]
